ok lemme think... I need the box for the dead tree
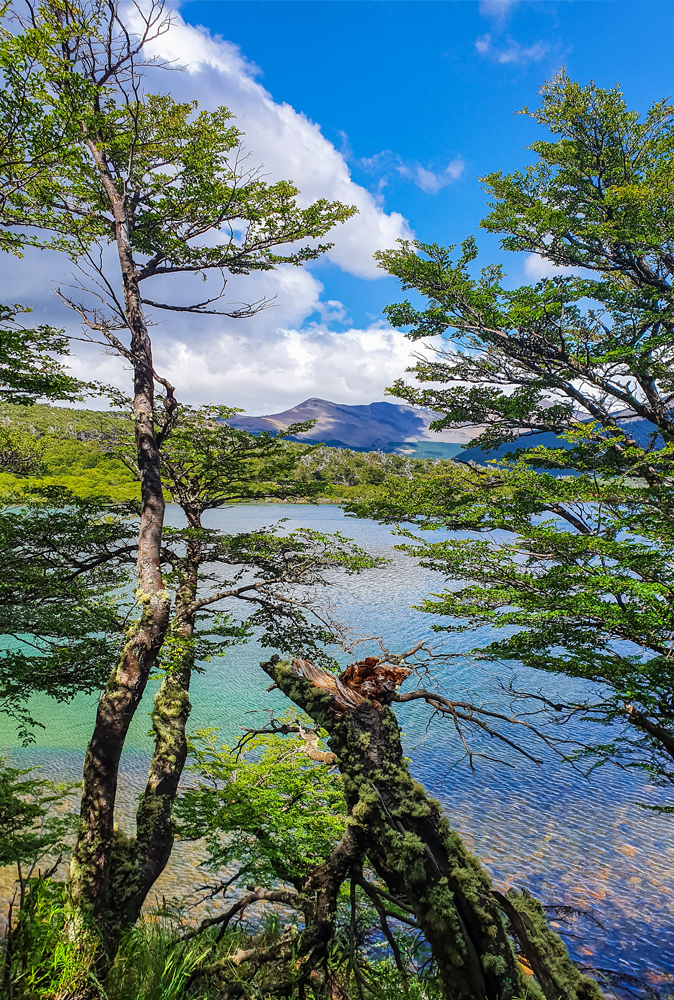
[262,654,605,1000]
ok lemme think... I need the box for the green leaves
[0,304,96,405]
[368,76,674,787]
[0,760,76,869]
[155,405,327,512]
[480,71,674,292]
[176,723,346,888]
[0,487,136,737]
[0,6,356,275]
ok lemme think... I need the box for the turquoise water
[1,504,672,988]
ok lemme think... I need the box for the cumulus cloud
[475,32,549,65]
[148,323,420,414]
[7,238,417,412]
[7,7,426,412]
[60,317,420,414]
[135,8,413,279]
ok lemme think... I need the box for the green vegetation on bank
[0,402,457,501]
[0,403,136,500]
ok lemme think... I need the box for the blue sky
[17,0,674,412]
[177,0,674,331]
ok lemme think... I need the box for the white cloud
[61,319,420,414]
[148,322,420,413]
[475,32,549,65]
[6,242,416,412]
[134,8,413,279]
[357,149,464,196]
[479,0,521,23]
[398,158,465,195]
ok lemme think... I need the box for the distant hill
[226,398,485,458]
[226,399,663,465]
[459,415,661,464]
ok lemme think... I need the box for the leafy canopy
[0,3,356,283]
[481,70,674,292]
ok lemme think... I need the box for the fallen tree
[260,653,605,1000]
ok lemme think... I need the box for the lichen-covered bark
[69,159,173,952]
[261,656,532,1000]
[494,889,605,1000]
[70,313,171,951]
[105,534,201,943]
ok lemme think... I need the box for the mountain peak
[226,398,484,455]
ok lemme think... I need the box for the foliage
[140,404,325,509]
[0,761,74,870]
[0,402,460,501]
[293,445,452,488]
[0,304,94,406]
[367,74,674,791]
[0,487,135,740]
[480,70,674,289]
[161,523,382,669]
[0,902,446,1000]
[0,0,356,295]
[177,723,346,889]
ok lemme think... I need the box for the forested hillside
[0,402,456,499]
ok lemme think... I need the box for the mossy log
[494,889,605,1000]
[262,655,534,1000]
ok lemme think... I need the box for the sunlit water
[1,504,672,987]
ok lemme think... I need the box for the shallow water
[1,504,673,986]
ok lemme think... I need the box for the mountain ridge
[225,397,485,458]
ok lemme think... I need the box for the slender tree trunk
[118,534,201,932]
[261,656,532,1000]
[70,148,173,954]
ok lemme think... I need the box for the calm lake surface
[1,504,672,987]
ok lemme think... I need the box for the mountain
[227,399,663,465]
[459,414,661,465]
[225,398,486,458]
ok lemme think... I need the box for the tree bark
[70,141,173,953]
[261,656,532,1000]
[494,890,605,1000]
[118,534,201,932]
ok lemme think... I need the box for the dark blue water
[2,504,672,990]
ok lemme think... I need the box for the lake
[1,503,672,989]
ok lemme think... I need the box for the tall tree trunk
[70,150,173,954]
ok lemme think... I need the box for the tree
[0,405,373,957]
[0,487,136,742]
[0,0,355,942]
[0,17,102,415]
[259,654,604,1000]
[92,407,380,949]
[480,70,674,293]
[0,304,93,406]
[364,74,674,793]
